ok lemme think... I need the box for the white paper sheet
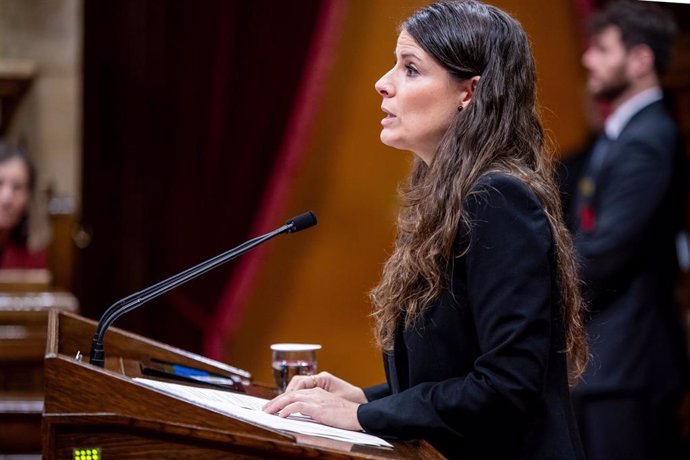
[133,377,393,448]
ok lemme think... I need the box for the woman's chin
[379,133,403,151]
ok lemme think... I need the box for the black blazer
[570,100,689,396]
[358,174,584,460]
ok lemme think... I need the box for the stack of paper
[133,377,392,448]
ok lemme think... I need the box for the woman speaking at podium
[264,1,587,458]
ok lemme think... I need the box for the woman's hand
[262,387,363,431]
[262,372,367,431]
[284,371,368,404]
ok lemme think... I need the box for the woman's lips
[381,108,396,126]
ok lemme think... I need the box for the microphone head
[285,211,317,233]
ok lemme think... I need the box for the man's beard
[589,65,630,102]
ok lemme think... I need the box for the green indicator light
[73,448,101,460]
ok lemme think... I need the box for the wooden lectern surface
[42,311,443,459]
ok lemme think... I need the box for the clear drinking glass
[270,343,321,393]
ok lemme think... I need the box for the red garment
[0,243,48,269]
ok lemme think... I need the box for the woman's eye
[405,64,419,76]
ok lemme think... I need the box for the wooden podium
[43,311,442,459]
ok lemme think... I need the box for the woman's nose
[375,71,393,97]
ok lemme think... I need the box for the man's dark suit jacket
[357,173,584,460]
[570,100,689,397]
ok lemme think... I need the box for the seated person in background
[0,141,48,269]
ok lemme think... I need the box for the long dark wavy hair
[370,0,588,382]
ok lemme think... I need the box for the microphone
[89,211,317,367]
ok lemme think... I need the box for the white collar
[605,87,663,140]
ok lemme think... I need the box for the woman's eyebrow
[399,51,421,60]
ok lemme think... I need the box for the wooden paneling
[0,295,78,454]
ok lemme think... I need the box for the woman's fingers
[263,388,305,414]
[276,401,308,418]
[284,374,318,393]
[263,387,327,415]
[262,387,362,431]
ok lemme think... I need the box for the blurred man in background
[569,1,690,459]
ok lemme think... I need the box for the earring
[458,105,464,112]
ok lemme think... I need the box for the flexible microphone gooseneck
[89,211,317,367]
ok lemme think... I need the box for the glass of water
[270,343,321,393]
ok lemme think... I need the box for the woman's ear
[458,75,480,109]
